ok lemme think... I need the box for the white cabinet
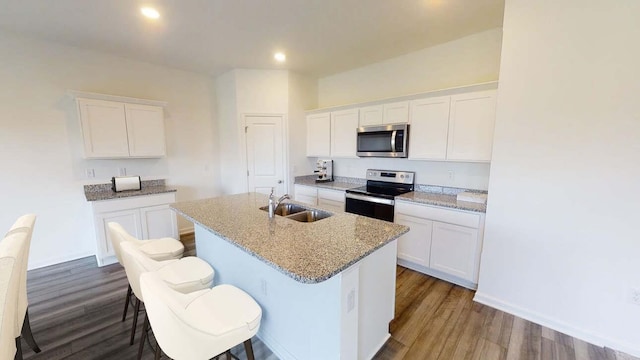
[306,113,331,157]
[358,102,409,127]
[382,101,410,124]
[330,109,359,158]
[430,222,478,281]
[408,90,497,162]
[358,105,383,126]
[394,213,432,267]
[394,200,484,289]
[408,96,451,160]
[317,188,345,213]
[78,98,166,159]
[446,90,497,162]
[90,192,178,266]
[294,184,318,206]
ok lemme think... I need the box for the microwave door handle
[390,130,397,151]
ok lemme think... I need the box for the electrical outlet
[630,288,640,305]
[447,170,455,181]
[347,289,355,312]
[85,168,95,179]
[261,278,268,297]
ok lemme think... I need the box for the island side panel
[358,240,397,359]
[195,225,344,360]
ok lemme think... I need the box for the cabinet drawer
[395,200,480,228]
[295,185,318,197]
[317,188,345,202]
[318,198,344,212]
[91,192,176,213]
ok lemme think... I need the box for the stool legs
[130,297,141,345]
[244,339,255,360]
[122,284,132,322]
[137,312,149,360]
[21,309,41,353]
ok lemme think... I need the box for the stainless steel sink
[259,204,332,223]
[259,203,308,216]
[285,210,332,223]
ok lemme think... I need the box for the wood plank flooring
[20,235,632,360]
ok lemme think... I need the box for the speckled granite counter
[294,175,364,191]
[84,179,176,201]
[171,192,408,283]
[396,192,487,213]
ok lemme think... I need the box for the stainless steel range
[345,169,415,222]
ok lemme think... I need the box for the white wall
[318,28,502,108]
[215,69,317,195]
[475,1,640,357]
[312,29,502,189]
[0,32,220,269]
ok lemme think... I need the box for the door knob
[277,180,283,184]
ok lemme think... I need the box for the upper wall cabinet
[409,90,497,162]
[358,105,383,127]
[358,101,409,126]
[382,101,410,124]
[408,96,451,160]
[446,90,497,162]
[330,109,359,158]
[306,112,331,157]
[77,97,166,159]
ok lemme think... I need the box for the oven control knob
[400,174,405,179]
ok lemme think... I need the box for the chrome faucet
[268,188,290,219]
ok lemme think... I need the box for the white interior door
[245,115,286,196]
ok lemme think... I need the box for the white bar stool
[5,215,41,359]
[119,241,214,347]
[107,222,185,323]
[140,271,262,360]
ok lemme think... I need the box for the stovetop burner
[346,169,415,199]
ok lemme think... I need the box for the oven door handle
[346,193,395,206]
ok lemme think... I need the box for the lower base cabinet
[317,188,345,212]
[394,200,484,289]
[90,192,178,266]
[294,184,318,205]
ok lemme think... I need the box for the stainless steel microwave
[356,123,409,158]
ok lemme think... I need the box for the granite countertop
[295,175,487,213]
[396,192,487,213]
[171,192,409,284]
[294,175,364,191]
[84,179,176,201]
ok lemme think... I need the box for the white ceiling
[0,0,504,77]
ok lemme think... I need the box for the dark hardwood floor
[20,235,630,360]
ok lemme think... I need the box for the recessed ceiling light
[141,7,160,19]
[274,52,286,62]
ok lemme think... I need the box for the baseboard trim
[473,292,640,358]
[28,250,95,270]
[179,226,194,235]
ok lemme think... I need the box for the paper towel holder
[111,176,142,192]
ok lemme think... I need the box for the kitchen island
[171,192,409,360]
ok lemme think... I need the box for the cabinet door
[95,209,142,265]
[383,101,410,124]
[359,105,383,126]
[294,185,318,205]
[330,109,359,158]
[306,113,331,157]
[78,98,129,158]
[140,204,178,240]
[395,214,433,267]
[125,104,166,157]
[408,96,450,160]
[447,90,497,162]
[430,222,478,282]
[318,187,345,212]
